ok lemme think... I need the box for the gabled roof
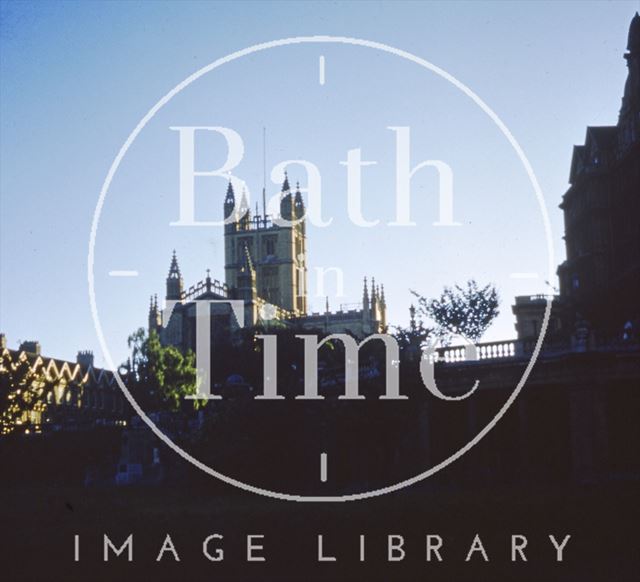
[568,126,618,184]
[1,347,115,389]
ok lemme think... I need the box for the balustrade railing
[432,333,638,365]
[181,278,229,301]
[435,340,516,364]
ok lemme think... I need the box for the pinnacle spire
[362,276,370,310]
[166,251,184,300]
[282,171,290,193]
[241,243,255,272]
[280,172,293,220]
[224,180,236,222]
[237,243,256,300]
[168,250,181,277]
[294,181,305,218]
[238,188,250,222]
[148,294,160,330]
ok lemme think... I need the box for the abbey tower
[223,173,307,315]
[148,174,387,353]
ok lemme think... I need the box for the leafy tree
[125,328,201,411]
[412,279,500,344]
[0,350,56,435]
[393,304,434,361]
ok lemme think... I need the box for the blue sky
[1,0,638,367]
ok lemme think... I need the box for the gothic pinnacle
[282,170,290,192]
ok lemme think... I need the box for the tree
[393,304,434,358]
[412,279,500,344]
[125,328,201,411]
[0,350,56,435]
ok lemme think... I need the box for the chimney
[0,333,6,350]
[19,340,41,355]
[77,350,94,369]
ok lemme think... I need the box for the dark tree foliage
[125,328,201,411]
[412,279,500,344]
[392,305,435,366]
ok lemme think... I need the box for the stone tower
[223,174,307,315]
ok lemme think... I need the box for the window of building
[261,266,279,302]
[263,236,277,257]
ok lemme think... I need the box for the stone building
[149,173,387,352]
[511,294,565,341]
[0,335,128,434]
[556,12,640,336]
[512,14,640,343]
